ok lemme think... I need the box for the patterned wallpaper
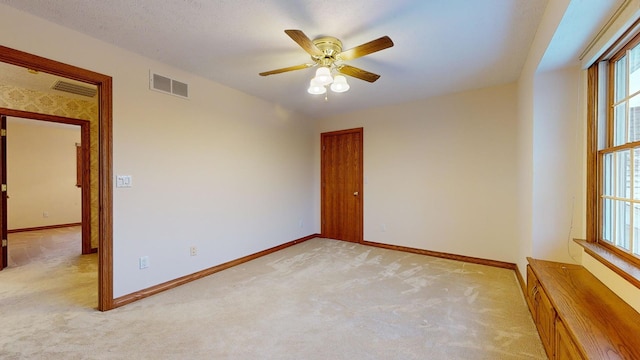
[0,86,98,121]
[0,85,100,249]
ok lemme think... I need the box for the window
[589,23,640,267]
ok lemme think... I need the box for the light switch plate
[116,175,133,188]
[139,256,149,269]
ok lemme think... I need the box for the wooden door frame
[0,45,114,311]
[1,116,5,269]
[320,127,364,243]
[1,112,92,254]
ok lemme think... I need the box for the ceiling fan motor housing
[312,36,343,65]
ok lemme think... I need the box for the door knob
[353,191,359,196]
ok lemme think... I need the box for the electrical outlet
[298,219,304,228]
[381,223,387,232]
[190,246,197,256]
[43,211,49,218]
[139,256,149,269]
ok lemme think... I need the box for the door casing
[0,45,114,311]
[1,116,6,269]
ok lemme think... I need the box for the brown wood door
[321,128,363,243]
[0,115,7,270]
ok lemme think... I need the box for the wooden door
[321,128,363,243]
[0,115,6,270]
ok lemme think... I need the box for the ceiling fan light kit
[313,66,333,86]
[330,75,350,93]
[260,29,393,98]
[308,78,327,95]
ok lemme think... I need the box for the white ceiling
[0,0,617,119]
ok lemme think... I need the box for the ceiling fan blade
[338,36,394,61]
[285,29,324,57]
[338,65,380,83]
[259,63,314,76]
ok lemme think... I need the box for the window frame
[587,19,640,270]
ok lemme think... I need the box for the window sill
[574,239,640,290]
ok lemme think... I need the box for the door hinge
[1,184,6,192]
[1,129,6,136]
[2,239,6,247]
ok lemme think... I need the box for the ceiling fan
[259,30,394,91]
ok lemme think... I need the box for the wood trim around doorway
[0,45,114,311]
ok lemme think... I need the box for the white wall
[532,67,584,263]
[516,0,571,275]
[316,83,520,264]
[0,4,316,297]
[516,50,536,276]
[7,119,81,230]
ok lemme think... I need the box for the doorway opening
[0,45,113,311]
[3,115,91,261]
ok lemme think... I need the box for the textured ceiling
[0,0,552,118]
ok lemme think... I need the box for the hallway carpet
[1,234,546,359]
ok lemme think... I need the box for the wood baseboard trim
[112,234,319,309]
[362,240,517,270]
[514,266,526,295]
[8,223,82,234]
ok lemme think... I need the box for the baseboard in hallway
[8,223,82,234]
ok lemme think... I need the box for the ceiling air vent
[150,71,189,99]
[51,80,97,97]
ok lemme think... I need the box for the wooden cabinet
[526,265,536,309]
[555,319,584,360]
[536,284,556,357]
[526,258,640,360]
[527,265,555,359]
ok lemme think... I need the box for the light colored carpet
[1,235,546,359]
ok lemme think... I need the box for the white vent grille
[51,80,97,97]
[150,71,189,99]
